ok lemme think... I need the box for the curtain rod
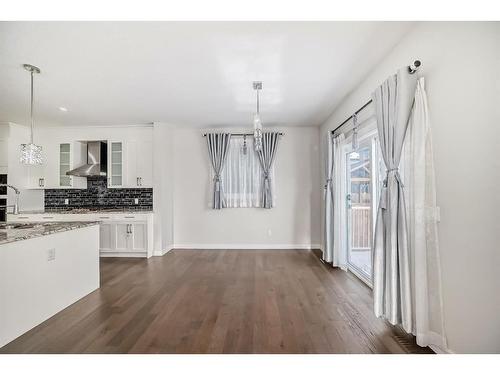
[331,60,421,135]
[202,132,283,137]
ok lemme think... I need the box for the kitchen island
[0,221,100,348]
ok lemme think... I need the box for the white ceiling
[0,22,415,128]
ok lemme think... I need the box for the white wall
[152,123,175,255]
[165,126,321,249]
[319,22,500,353]
[0,122,44,211]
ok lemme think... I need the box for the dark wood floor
[0,250,432,354]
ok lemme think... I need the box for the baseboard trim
[100,252,147,258]
[167,244,321,251]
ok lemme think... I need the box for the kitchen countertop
[0,221,100,245]
[13,208,154,214]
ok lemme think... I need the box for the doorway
[345,132,381,286]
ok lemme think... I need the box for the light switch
[134,198,139,205]
[64,199,69,205]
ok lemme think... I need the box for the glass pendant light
[351,113,359,151]
[20,64,43,165]
[253,81,263,152]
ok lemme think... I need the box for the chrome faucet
[0,184,20,215]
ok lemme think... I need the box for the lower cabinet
[99,221,148,256]
[9,212,153,258]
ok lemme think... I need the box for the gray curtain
[323,132,334,263]
[256,132,280,208]
[206,133,232,209]
[371,68,417,333]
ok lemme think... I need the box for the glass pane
[347,145,373,280]
[60,165,70,175]
[111,143,122,152]
[112,176,122,185]
[112,163,122,175]
[60,143,70,152]
[112,152,122,163]
[60,153,70,164]
[60,176,71,186]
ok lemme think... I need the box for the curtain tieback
[324,178,333,190]
[213,174,222,191]
[380,168,404,209]
[263,172,270,179]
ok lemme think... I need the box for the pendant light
[20,64,43,165]
[253,81,263,151]
[351,113,359,151]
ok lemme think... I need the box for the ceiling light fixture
[59,107,68,112]
[20,64,43,165]
[253,81,263,152]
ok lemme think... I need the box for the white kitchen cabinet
[107,141,124,188]
[121,140,153,188]
[130,223,147,252]
[136,141,153,188]
[99,223,113,252]
[27,141,87,189]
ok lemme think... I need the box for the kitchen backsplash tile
[44,177,153,210]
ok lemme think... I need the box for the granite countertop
[13,208,154,215]
[0,221,100,245]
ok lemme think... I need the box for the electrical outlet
[47,248,56,261]
[64,199,69,205]
[134,198,139,205]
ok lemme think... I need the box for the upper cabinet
[107,141,124,188]
[27,141,87,189]
[107,139,152,189]
[125,140,153,188]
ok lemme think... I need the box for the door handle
[137,177,139,186]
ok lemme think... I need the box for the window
[210,136,275,208]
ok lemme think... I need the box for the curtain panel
[332,133,348,269]
[371,68,417,333]
[220,136,275,208]
[256,132,280,209]
[206,133,232,209]
[401,78,447,349]
[323,132,335,263]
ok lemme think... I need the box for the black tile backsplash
[44,177,153,210]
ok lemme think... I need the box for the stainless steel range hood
[66,141,107,177]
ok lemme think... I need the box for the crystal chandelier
[253,81,263,151]
[20,64,43,165]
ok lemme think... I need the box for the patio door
[345,134,380,286]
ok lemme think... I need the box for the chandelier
[252,81,263,151]
[20,64,43,165]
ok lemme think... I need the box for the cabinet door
[126,140,138,188]
[130,223,147,252]
[99,223,114,252]
[108,141,124,188]
[28,165,46,189]
[114,223,130,251]
[136,140,153,188]
[59,143,72,187]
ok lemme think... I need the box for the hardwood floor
[0,250,433,354]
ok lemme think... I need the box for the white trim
[167,244,321,250]
[153,245,174,257]
[100,252,147,258]
[430,344,454,354]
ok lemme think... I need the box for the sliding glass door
[345,133,381,286]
